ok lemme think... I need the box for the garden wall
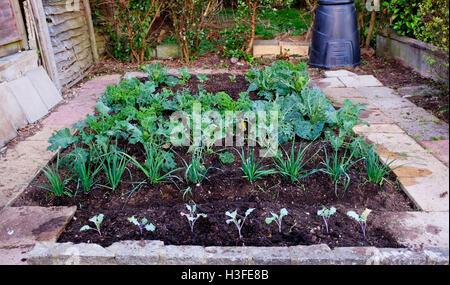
[376,29,449,82]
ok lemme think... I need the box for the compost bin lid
[318,0,354,4]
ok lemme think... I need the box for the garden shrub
[414,0,449,52]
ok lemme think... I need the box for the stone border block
[289,244,334,265]
[205,247,255,265]
[107,240,164,265]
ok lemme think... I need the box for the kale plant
[80,214,104,236]
[265,208,288,233]
[128,216,155,235]
[347,208,372,239]
[180,204,207,233]
[317,206,336,234]
[225,208,255,239]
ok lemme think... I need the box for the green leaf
[47,128,79,151]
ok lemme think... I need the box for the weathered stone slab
[324,70,358,78]
[0,246,32,265]
[353,124,405,135]
[0,140,56,208]
[383,106,440,123]
[253,40,280,57]
[289,244,334,265]
[398,121,449,141]
[0,83,28,130]
[163,245,207,265]
[331,247,379,265]
[356,87,417,109]
[28,242,116,265]
[362,132,449,211]
[107,240,164,265]
[376,212,449,250]
[0,112,16,147]
[339,75,383,87]
[419,140,449,167]
[322,87,365,99]
[122,72,147,81]
[156,44,181,59]
[205,247,254,265]
[313,77,345,88]
[26,66,62,110]
[0,50,38,82]
[328,96,377,109]
[252,247,291,265]
[7,77,48,123]
[358,109,395,124]
[0,206,76,248]
[280,42,309,56]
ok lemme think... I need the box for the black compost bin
[308,0,361,69]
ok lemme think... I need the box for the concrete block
[156,44,181,59]
[253,40,280,57]
[7,77,48,123]
[0,50,38,82]
[0,83,28,129]
[26,66,62,110]
[280,42,309,56]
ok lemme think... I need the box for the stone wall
[376,30,449,82]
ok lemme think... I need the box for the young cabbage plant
[80,214,104,236]
[196,74,208,83]
[265,208,288,233]
[128,216,155,235]
[317,206,336,234]
[178,67,191,84]
[225,208,255,239]
[229,75,237,83]
[347,208,372,239]
[180,204,207,233]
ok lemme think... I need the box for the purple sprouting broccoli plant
[225,208,255,239]
[180,204,207,233]
[265,208,288,233]
[317,206,336,234]
[128,216,155,235]
[80,214,104,236]
[347,208,372,239]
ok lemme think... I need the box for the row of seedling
[80,206,372,240]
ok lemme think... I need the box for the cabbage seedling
[180,204,207,233]
[347,208,372,239]
[128,216,155,235]
[225,208,254,239]
[80,214,104,236]
[265,208,288,233]
[317,206,336,234]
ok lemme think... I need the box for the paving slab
[0,246,32,265]
[398,121,449,141]
[327,95,377,109]
[419,140,449,167]
[376,212,449,249]
[356,87,417,109]
[321,87,366,99]
[26,66,62,110]
[383,106,441,123]
[353,123,405,135]
[0,140,56,208]
[0,206,76,248]
[312,77,345,88]
[338,75,383,87]
[362,132,449,211]
[7,77,48,123]
[324,70,358,78]
[358,109,395,124]
[0,83,28,129]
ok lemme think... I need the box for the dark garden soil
[14,74,415,248]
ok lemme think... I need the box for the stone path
[0,74,120,264]
[314,70,449,251]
